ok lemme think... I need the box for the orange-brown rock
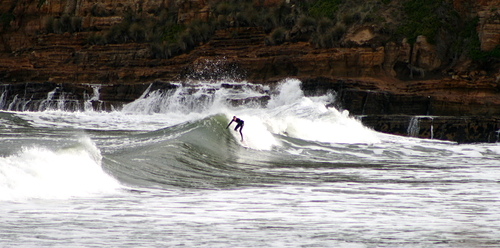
[411,36,441,71]
[177,0,209,24]
[453,0,500,51]
[1,0,500,124]
[344,26,376,46]
[478,10,500,52]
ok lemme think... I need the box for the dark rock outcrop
[361,115,500,143]
[0,82,172,111]
[1,0,500,143]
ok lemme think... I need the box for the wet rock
[227,96,270,108]
[361,115,500,143]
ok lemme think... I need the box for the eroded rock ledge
[1,78,499,143]
[1,0,500,143]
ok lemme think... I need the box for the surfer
[226,116,244,141]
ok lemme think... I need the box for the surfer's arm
[226,120,233,128]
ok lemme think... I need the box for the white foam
[267,114,380,144]
[13,79,382,147]
[267,78,304,109]
[220,79,381,150]
[227,114,280,151]
[0,137,121,201]
[486,144,500,155]
[264,79,380,144]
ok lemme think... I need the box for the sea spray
[264,79,380,144]
[0,137,121,201]
[267,78,304,109]
[227,114,280,151]
[7,79,381,150]
[120,78,380,146]
[84,85,103,111]
[0,88,6,109]
[38,88,58,111]
[407,117,420,137]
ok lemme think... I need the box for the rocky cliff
[1,0,500,143]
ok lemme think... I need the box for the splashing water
[0,137,121,201]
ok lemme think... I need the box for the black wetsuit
[226,117,244,140]
[234,118,244,131]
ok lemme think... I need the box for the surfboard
[240,139,247,147]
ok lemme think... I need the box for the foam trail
[0,137,121,201]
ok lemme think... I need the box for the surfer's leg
[239,123,244,141]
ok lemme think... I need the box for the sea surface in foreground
[1,79,499,247]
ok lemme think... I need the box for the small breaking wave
[0,137,121,201]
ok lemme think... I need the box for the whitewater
[1,78,499,247]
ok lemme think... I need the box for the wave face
[2,79,500,247]
[122,78,379,145]
[0,79,381,195]
[99,79,377,189]
[3,78,498,194]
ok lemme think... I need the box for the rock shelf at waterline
[1,78,499,144]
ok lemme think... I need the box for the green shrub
[395,0,445,44]
[0,12,14,29]
[215,2,233,16]
[195,22,214,42]
[158,9,174,23]
[341,11,361,26]
[149,42,167,59]
[38,0,46,8]
[44,15,82,34]
[308,0,341,19]
[87,33,106,45]
[230,30,239,38]
[129,22,145,42]
[317,17,333,33]
[311,23,345,48]
[178,31,194,50]
[261,12,278,32]
[163,24,184,44]
[363,13,375,23]
[60,14,71,32]
[105,21,130,43]
[271,1,292,27]
[44,16,54,33]
[216,14,229,29]
[242,9,260,27]
[52,19,62,34]
[332,23,346,40]
[71,16,83,32]
[235,12,251,27]
[265,27,286,45]
[91,4,112,17]
[296,15,316,33]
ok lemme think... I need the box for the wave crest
[0,137,121,201]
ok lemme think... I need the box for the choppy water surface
[1,79,499,247]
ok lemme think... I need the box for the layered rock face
[1,0,500,143]
[361,115,500,143]
[469,0,500,52]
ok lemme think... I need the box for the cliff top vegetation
[6,0,487,63]
[1,0,499,78]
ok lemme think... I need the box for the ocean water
[1,79,499,247]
